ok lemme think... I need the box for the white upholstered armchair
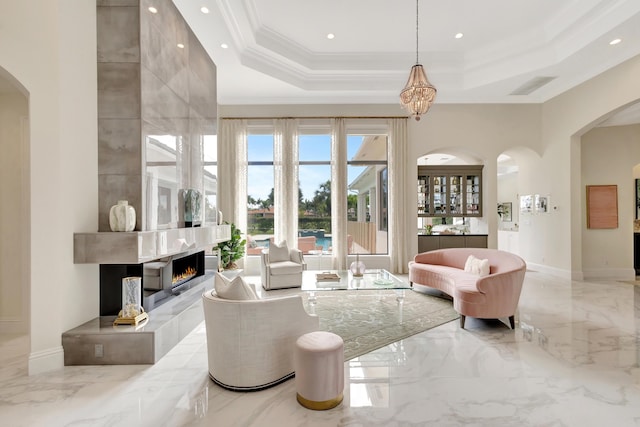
[202,290,319,391]
[260,240,306,290]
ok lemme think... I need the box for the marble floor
[2,271,640,426]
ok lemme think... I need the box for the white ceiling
[174,0,640,110]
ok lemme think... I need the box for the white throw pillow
[464,255,476,273]
[464,255,490,277]
[269,240,289,262]
[476,258,490,277]
[214,272,258,300]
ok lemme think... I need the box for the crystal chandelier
[399,0,437,121]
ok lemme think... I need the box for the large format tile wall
[97,0,217,232]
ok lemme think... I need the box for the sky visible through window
[247,134,366,202]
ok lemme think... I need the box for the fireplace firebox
[99,250,205,316]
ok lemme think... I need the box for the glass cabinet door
[449,175,462,215]
[465,174,481,215]
[434,175,447,214]
[417,175,430,215]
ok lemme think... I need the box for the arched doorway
[578,111,640,280]
[0,69,30,378]
[496,153,519,254]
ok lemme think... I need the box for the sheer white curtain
[330,118,347,269]
[273,119,299,247]
[218,119,248,236]
[388,118,409,273]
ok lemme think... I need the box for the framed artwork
[586,185,618,229]
[534,195,548,213]
[520,195,532,214]
[497,202,512,222]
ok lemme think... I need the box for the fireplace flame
[172,266,197,286]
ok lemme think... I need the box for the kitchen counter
[417,234,488,252]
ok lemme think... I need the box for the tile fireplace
[66,225,229,365]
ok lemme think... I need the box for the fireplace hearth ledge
[62,271,214,365]
[73,224,231,265]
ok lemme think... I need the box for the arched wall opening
[416,149,487,236]
[496,147,543,258]
[0,66,30,373]
[577,102,640,280]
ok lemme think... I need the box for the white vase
[109,200,136,232]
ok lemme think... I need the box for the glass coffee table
[301,269,411,303]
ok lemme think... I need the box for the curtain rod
[219,116,408,120]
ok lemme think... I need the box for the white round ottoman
[294,331,344,410]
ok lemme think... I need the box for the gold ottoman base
[296,392,344,410]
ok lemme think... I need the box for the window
[298,133,331,253]
[379,167,388,232]
[246,133,274,254]
[347,135,388,254]
[239,120,390,258]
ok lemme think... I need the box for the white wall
[497,172,519,230]
[406,104,543,258]
[0,92,28,333]
[543,55,640,279]
[580,124,640,279]
[0,0,98,373]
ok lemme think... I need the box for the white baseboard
[525,262,572,280]
[525,263,634,281]
[0,318,27,334]
[28,346,64,375]
[582,267,636,281]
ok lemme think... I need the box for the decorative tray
[373,278,394,286]
[316,272,340,282]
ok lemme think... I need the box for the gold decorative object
[114,308,148,325]
[114,276,149,326]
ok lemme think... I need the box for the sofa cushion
[464,255,490,277]
[214,272,258,300]
[269,260,304,276]
[269,240,290,263]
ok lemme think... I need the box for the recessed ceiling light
[220,43,229,49]
[455,33,464,39]
[200,6,209,14]
[148,6,157,13]
[177,43,185,49]
[609,38,622,45]
[327,33,335,40]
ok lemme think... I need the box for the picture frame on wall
[497,202,512,222]
[586,185,618,229]
[534,195,549,213]
[520,195,532,214]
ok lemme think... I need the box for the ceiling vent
[509,76,556,96]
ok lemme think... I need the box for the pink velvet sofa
[408,248,526,329]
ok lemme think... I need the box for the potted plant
[214,222,246,270]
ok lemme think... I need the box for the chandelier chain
[415,0,419,64]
